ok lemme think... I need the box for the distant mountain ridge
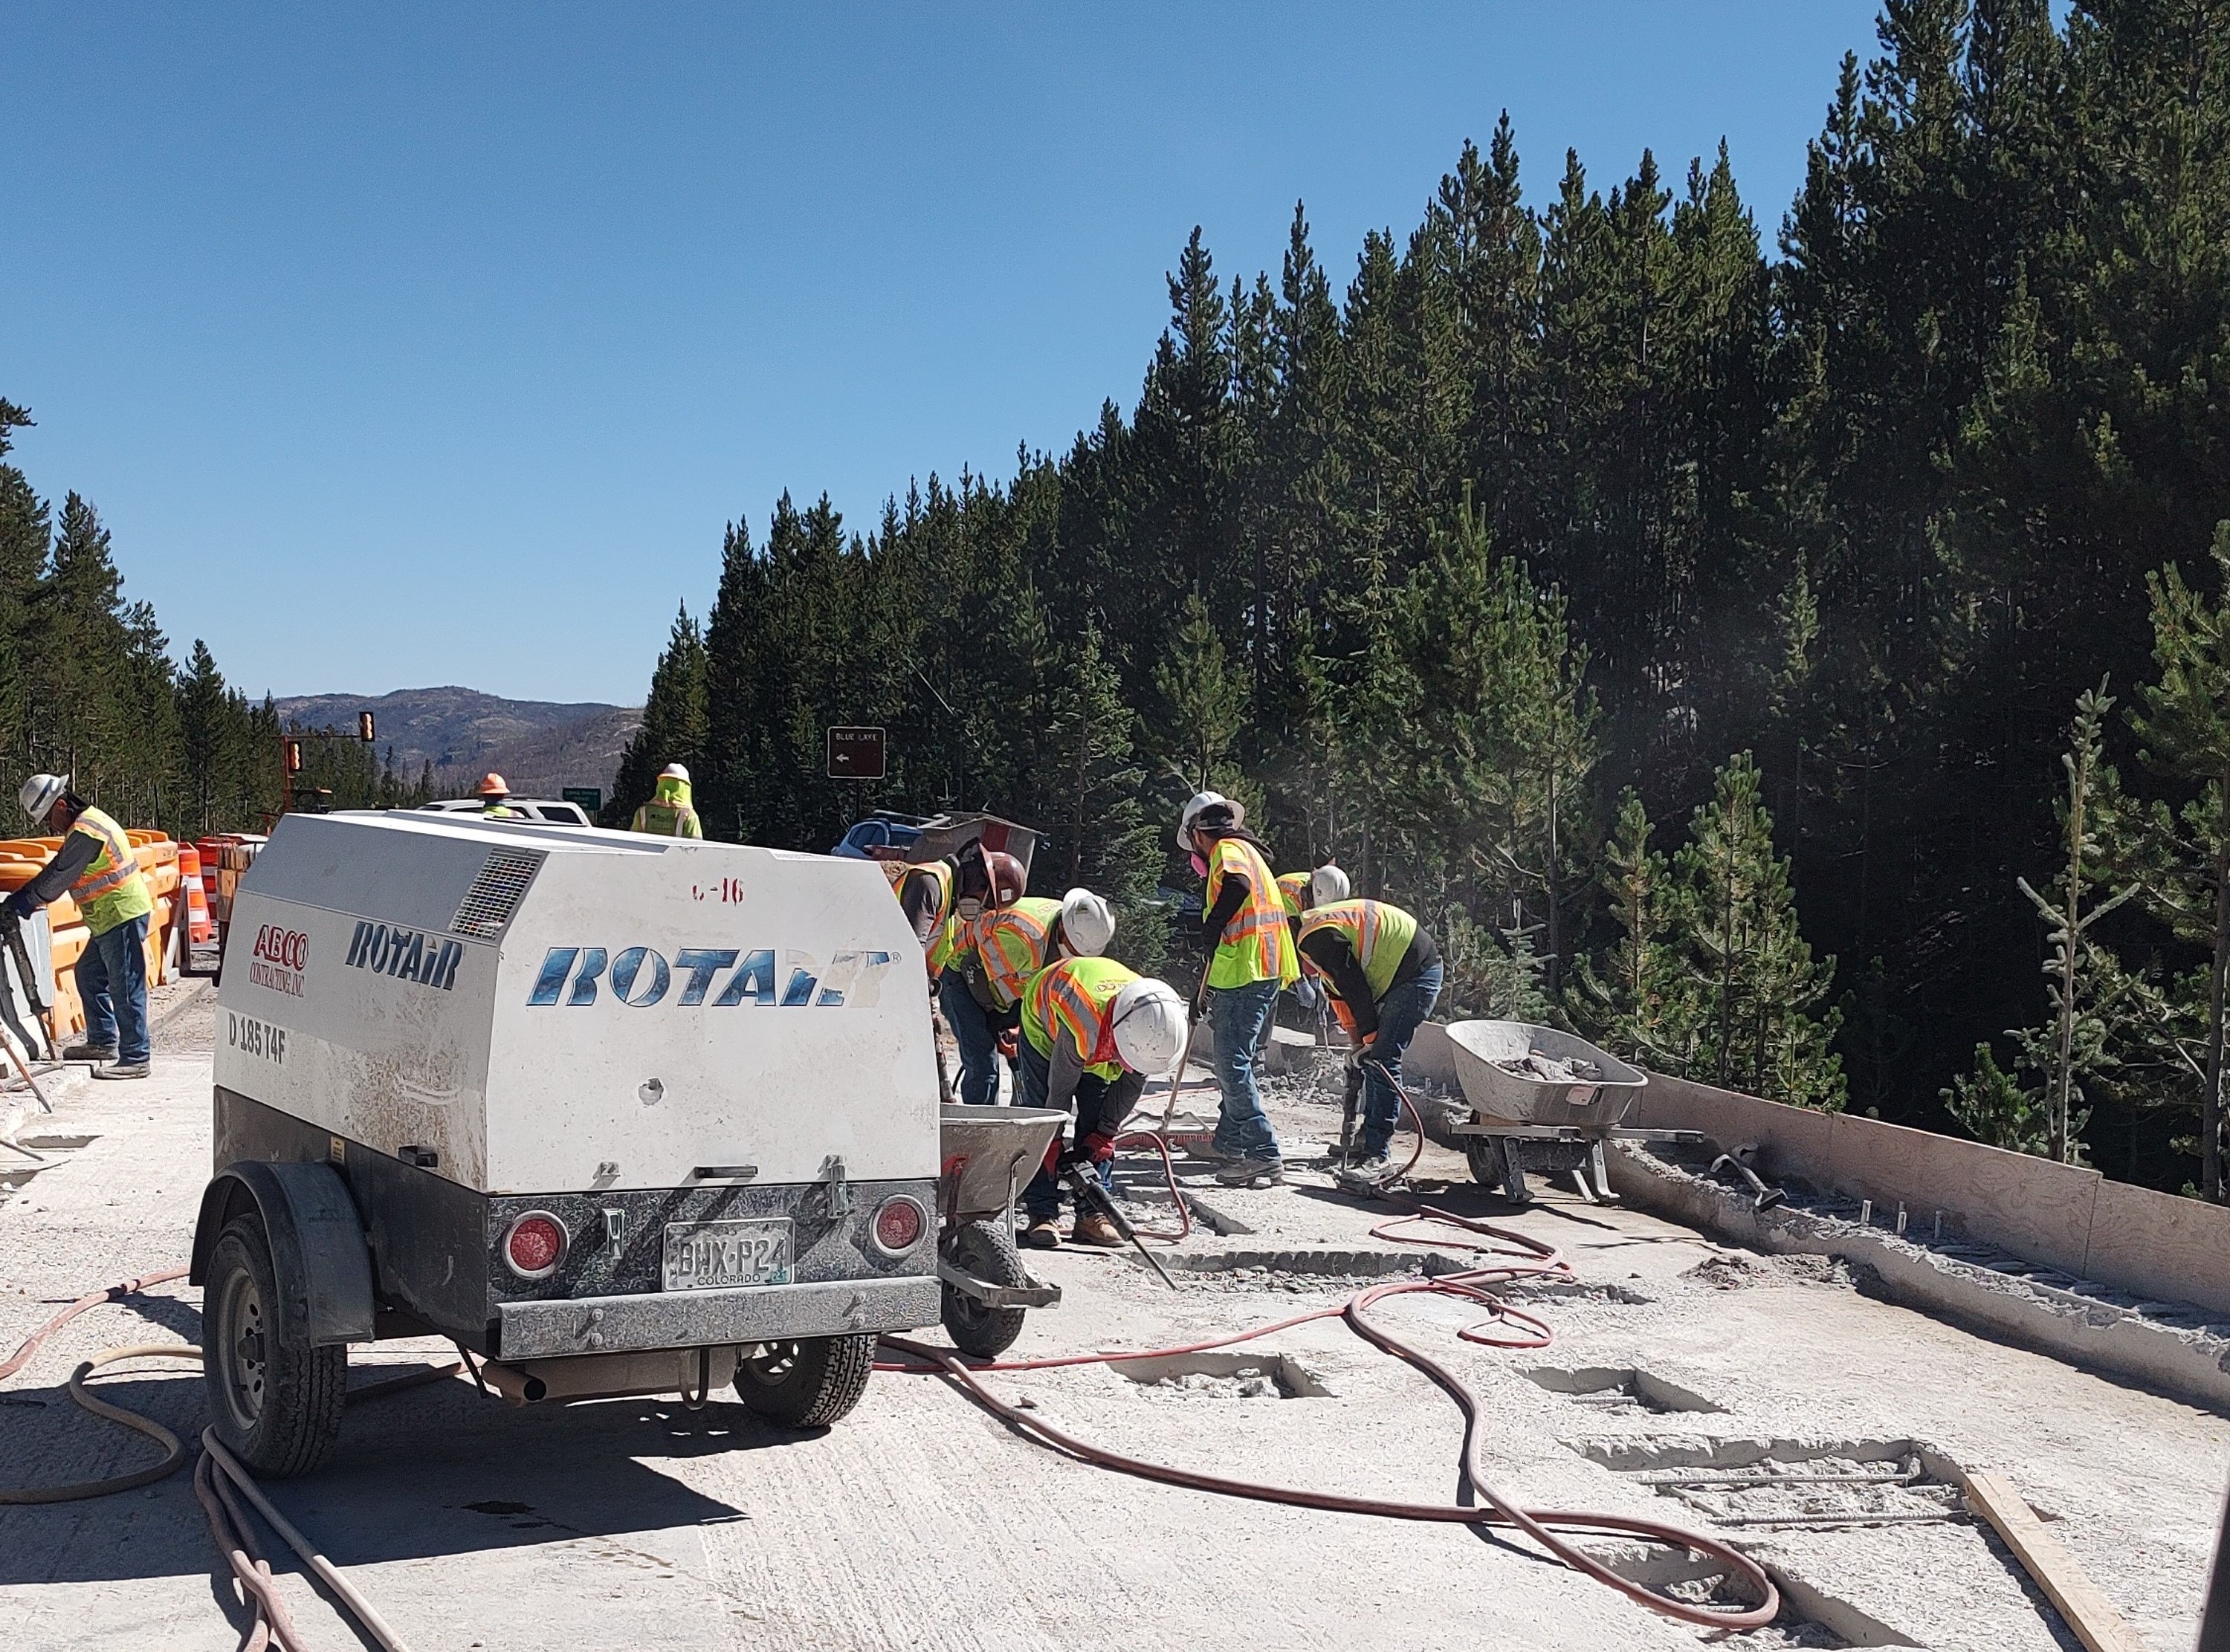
[274,686,640,800]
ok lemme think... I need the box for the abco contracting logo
[526,947,895,1008]
[248,925,309,997]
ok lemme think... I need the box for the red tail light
[871,1194,925,1254]
[503,1211,567,1279]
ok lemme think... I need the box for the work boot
[62,1042,117,1063]
[1214,1155,1284,1188]
[1185,1138,1238,1165]
[1019,1213,1063,1249]
[1070,1209,1124,1248]
[1345,1151,1395,1182]
[91,1060,150,1081]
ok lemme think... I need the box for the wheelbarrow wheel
[1464,1136,1529,1202]
[940,1218,1029,1359]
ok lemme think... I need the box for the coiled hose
[0,1269,449,1651]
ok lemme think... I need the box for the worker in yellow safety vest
[630,764,702,838]
[1179,792,1298,1188]
[1295,895,1443,1182]
[7,774,155,1079]
[948,887,1118,1106]
[1015,956,1187,1248]
[476,773,520,819]
[891,840,1026,1104]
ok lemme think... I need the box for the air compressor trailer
[190,812,943,1476]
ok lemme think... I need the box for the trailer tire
[734,1334,873,1428]
[204,1212,348,1477]
[940,1219,1029,1359]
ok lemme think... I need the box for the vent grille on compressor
[451,849,545,939]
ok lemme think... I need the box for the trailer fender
[191,1161,375,1347]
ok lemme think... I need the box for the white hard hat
[1110,978,1188,1075]
[19,774,65,823]
[1309,864,1351,907]
[659,763,690,782]
[1175,789,1227,849]
[1059,887,1115,956]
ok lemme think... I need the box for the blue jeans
[78,913,151,1065]
[1018,1040,1122,1219]
[1208,977,1281,1160]
[1358,965,1442,1156]
[939,971,999,1106]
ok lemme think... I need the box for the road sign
[827,726,886,780]
[562,787,602,813]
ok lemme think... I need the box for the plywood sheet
[1637,1073,1836,1182]
[2086,1178,2230,1318]
[1829,1112,2098,1278]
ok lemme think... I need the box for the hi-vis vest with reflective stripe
[68,806,153,937]
[1276,870,1311,918]
[1023,954,1137,1079]
[1298,898,1418,1003]
[966,895,1061,1008]
[896,859,962,974]
[1203,837,1298,990]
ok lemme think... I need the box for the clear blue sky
[1,2,1883,706]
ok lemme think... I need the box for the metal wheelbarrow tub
[939,1104,1068,1221]
[1445,1020,1646,1130]
[937,1104,1067,1358]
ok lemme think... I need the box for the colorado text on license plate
[662,1219,793,1289]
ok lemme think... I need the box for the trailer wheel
[734,1334,873,1428]
[940,1219,1028,1359]
[204,1212,347,1477]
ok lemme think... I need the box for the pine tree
[1571,791,1699,1073]
[1674,754,1843,1109]
[2016,684,2134,1165]
[606,603,708,827]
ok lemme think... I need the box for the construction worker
[1297,891,1443,1181]
[630,763,702,838]
[1015,956,1187,1248]
[1179,792,1299,1187]
[6,775,155,1080]
[1279,862,1348,917]
[896,840,1026,1104]
[956,887,1117,1095]
[477,773,520,819]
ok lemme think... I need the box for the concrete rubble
[0,992,2220,1651]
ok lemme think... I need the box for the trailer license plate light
[661,1219,793,1291]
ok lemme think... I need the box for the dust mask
[1188,852,1208,878]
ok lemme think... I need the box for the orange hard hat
[478,772,510,798]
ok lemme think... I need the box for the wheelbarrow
[1442,1020,1696,1203]
[936,1104,1067,1358]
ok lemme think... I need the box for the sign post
[827,727,886,781]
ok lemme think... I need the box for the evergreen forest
[608,1,2230,1197]
[10,2,2230,1198]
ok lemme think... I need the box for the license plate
[661,1218,792,1290]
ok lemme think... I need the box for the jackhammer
[1057,1151,1180,1291]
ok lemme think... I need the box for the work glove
[1079,1130,1117,1165]
[996,1028,1018,1060]
[2,890,33,924]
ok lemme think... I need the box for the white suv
[416,797,592,827]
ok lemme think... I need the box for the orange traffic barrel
[180,845,215,945]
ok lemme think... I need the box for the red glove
[997,1028,1018,1060]
[1080,1131,1116,1165]
[1042,1138,1064,1176]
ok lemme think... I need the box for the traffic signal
[284,739,303,774]
[359,711,375,742]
